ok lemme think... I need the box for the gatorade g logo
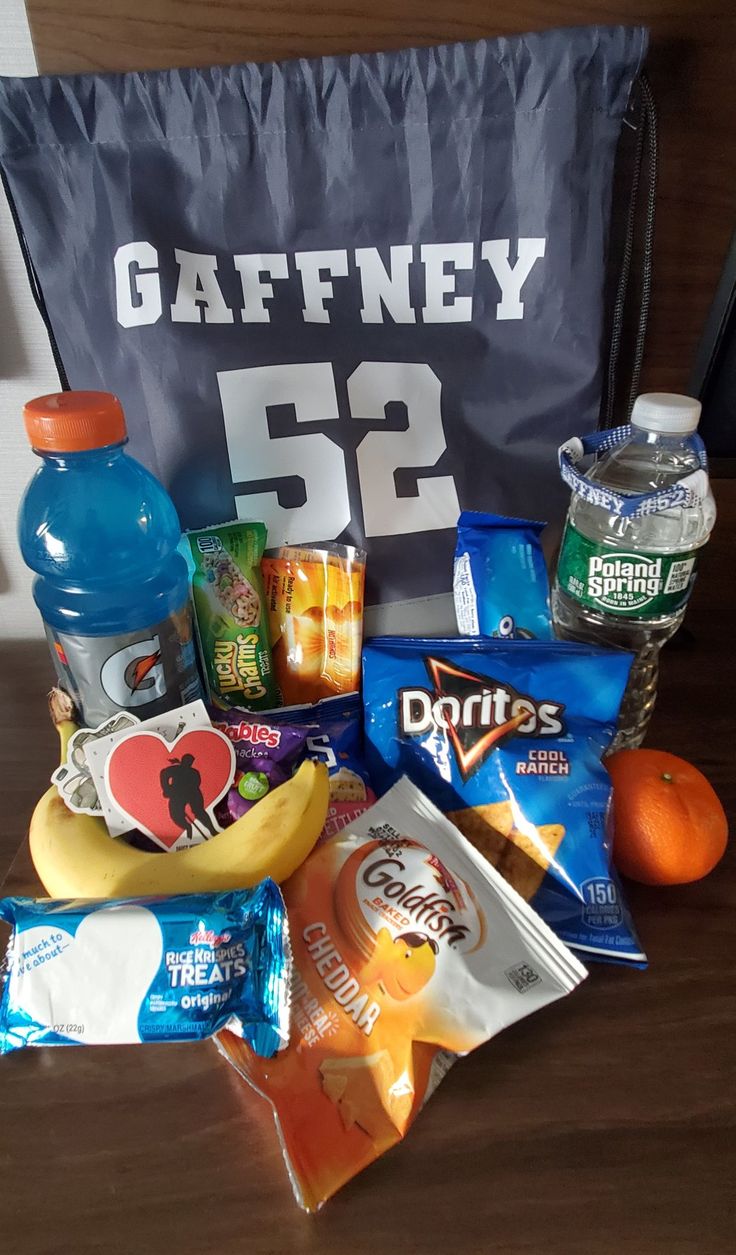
[399,656,565,781]
[100,635,167,708]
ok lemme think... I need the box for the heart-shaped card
[105,727,236,850]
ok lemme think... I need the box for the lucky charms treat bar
[184,521,278,711]
[362,637,646,966]
[216,777,586,1210]
[0,885,290,1055]
[262,544,366,705]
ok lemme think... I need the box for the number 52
[217,361,460,545]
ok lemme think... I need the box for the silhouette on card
[160,754,218,841]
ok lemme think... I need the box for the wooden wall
[23,0,736,397]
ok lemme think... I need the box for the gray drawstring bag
[0,24,647,625]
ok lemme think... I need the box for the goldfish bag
[216,777,586,1210]
[453,512,553,639]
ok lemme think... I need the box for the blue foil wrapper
[0,883,290,1055]
[453,511,553,640]
[362,636,645,967]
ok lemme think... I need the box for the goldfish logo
[334,840,486,997]
[100,634,167,708]
[363,928,439,1001]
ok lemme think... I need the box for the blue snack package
[0,884,290,1055]
[362,637,646,967]
[453,512,553,639]
[261,694,377,840]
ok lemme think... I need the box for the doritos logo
[398,656,565,781]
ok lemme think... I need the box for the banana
[31,691,330,899]
[49,685,79,760]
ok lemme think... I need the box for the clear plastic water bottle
[551,394,716,749]
[18,391,203,726]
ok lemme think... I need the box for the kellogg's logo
[399,655,565,781]
[189,923,232,947]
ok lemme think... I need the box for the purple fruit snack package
[208,707,308,823]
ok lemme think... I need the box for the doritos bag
[362,637,646,966]
[0,26,647,620]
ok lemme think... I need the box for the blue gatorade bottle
[19,391,202,725]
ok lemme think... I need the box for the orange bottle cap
[23,391,127,453]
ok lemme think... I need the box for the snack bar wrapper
[453,512,553,639]
[217,777,586,1211]
[183,521,278,711]
[0,884,290,1054]
[363,637,646,967]
[262,693,377,840]
[262,545,366,705]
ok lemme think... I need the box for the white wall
[0,0,59,639]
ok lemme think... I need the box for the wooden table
[1,484,734,1255]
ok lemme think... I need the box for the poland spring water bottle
[18,391,203,726]
[551,394,716,749]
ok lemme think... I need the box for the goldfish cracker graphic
[362,928,438,1000]
[216,777,587,1211]
[261,545,366,705]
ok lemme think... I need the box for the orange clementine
[606,749,728,886]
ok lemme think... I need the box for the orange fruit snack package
[216,776,586,1211]
[261,545,366,706]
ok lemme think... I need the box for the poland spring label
[556,524,698,618]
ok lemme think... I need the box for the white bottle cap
[630,392,702,434]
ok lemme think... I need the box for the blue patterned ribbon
[558,426,709,518]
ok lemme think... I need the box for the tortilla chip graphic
[319,1051,414,1144]
[446,805,565,902]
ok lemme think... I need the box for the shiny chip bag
[453,511,553,639]
[217,777,586,1210]
[208,708,309,823]
[363,637,646,966]
[262,545,366,705]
